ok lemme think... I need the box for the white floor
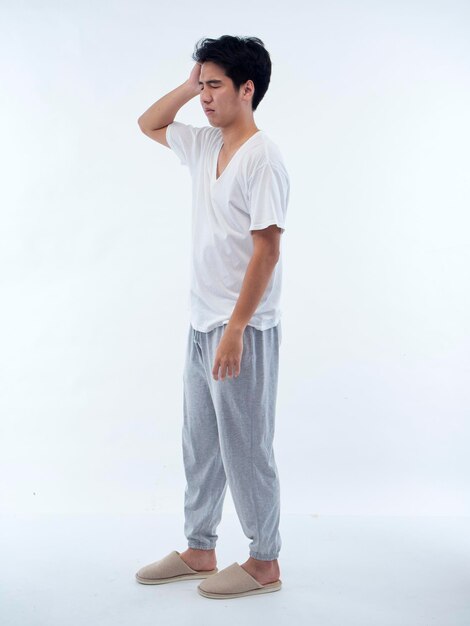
[1,512,469,626]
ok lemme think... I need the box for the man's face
[199,61,247,126]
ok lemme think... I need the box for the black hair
[191,35,272,111]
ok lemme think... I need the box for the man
[135,35,289,599]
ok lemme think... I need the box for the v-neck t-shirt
[166,120,289,333]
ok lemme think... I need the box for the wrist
[183,79,201,98]
[225,321,246,335]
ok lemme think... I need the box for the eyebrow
[198,79,223,85]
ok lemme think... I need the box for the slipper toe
[135,550,218,584]
[197,562,282,599]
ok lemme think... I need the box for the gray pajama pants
[182,321,282,561]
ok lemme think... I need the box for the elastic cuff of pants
[188,543,216,550]
[249,551,279,561]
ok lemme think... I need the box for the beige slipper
[197,562,282,599]
[135,550,218,584]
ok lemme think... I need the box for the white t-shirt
[166,120,289,333]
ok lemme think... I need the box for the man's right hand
[187,62,202,96]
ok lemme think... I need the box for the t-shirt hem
[250,220,286,231]
[190,317,281,333]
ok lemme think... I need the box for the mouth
[205,109,215,114]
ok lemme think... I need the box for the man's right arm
[137,63,202,147]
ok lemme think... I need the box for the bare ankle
[188,547,215,553]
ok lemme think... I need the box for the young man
[135,36,289,599]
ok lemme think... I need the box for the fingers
[212,359,239,381]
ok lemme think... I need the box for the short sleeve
[247,163,289,233]
[166,120,208,170]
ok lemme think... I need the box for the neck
[219,118,260,152]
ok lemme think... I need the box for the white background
[1,0,469,519]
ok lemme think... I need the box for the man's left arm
[211,224,282,381]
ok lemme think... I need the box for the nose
[200,87,212,102]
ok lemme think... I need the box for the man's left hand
[212,327,244,381]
